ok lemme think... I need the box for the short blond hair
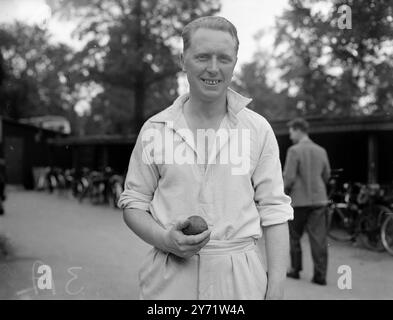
[182,16,239,54]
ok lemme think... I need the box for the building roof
[19,115,71,134]
[2,116,70,136]
[271,115,393,135]
[46,115,393,146]
[48,134,138,146]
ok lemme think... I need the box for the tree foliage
[237,0,393,119]
[0,23,78,124]
[232,51,296,121]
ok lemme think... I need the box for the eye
[219,56,232,63]
[196,54,209,61]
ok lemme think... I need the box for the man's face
[181,28,237,103]
[289,127,301,143]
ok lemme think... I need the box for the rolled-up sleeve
[252,123,293,227]
[117,123,159,212]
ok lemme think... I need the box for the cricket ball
[182,215,208,235]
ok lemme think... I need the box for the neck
[185,93,227,120]
[297,134,308,143]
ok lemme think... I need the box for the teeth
[203,79,220,85]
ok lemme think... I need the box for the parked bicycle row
[33,166,393,255]
[35,166,125,208]
[327,168,393,256]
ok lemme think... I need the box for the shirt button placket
[198,169,213,221]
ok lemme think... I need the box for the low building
[2,115,393,188]
[48,134,137,175]
[19,115,71,134]
[272,115,393,185]
[0,116,69,189]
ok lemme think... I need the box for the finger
[182,229,211,245]
[179,236,211,257]
[175,228,211,245]
[196,235,211,250]
[173,218,190,231]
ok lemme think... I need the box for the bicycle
[327,180,362,242]
[74,167,91,203]
[85,170,107,205]
[326,169,362,242]
[376,185,393,256]
[328,179,393,254]
[108,173,124,208]
[381,213,393,255]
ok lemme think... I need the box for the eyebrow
[194,52,234,59]
[218,54,233,59]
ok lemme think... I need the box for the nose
[206,56,218,73]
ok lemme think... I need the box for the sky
[221,0,289,64]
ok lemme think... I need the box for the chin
[191,88,224,101]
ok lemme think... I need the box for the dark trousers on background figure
[0,177,4,215]
[288,206,328,282]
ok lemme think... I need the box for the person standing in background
[283,118,331,285]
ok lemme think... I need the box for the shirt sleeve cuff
[117,189,152,212]
[258,204,294,227]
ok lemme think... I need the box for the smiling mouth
[201,79,222,85]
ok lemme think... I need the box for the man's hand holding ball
[163,216,210,258]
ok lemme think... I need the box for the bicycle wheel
[357,205,385,252]
[327,205,355,241]
[77,182,85,203]
[381,214,393,256]
[89,184,100,205]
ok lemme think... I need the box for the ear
[179,53,186,72]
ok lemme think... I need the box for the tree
[48,0,221,133]
[328,0,393,115]
[232,50,296,121]
[237,0,393,119]
[0,22,79,127]
[273,0,393,117]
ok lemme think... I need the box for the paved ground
[0,187,392,300]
